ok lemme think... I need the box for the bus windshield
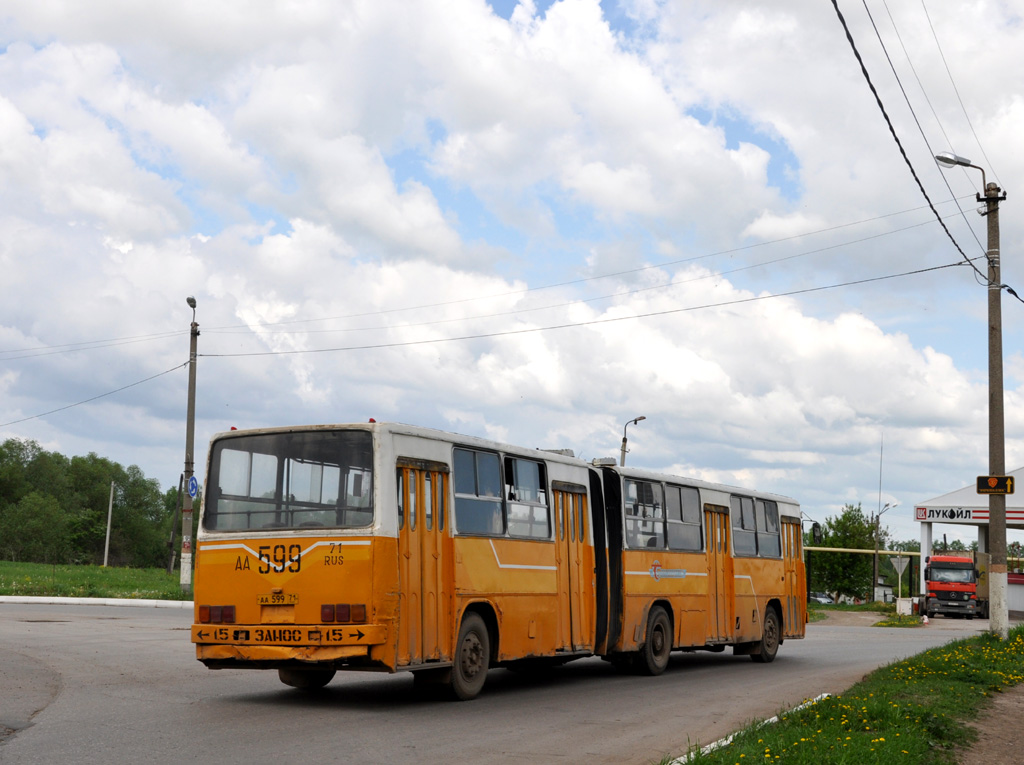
[204,430,374,531]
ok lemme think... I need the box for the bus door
[554,483,593,652]
[397,460,450,666]
[704,505,733,643]
[782,520,803,637]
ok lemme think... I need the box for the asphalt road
[0,603,986,764]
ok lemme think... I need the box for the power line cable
[0,331,186,362]
[877,0,987,267]
[0,361,188,428]
[200,261,966,359]
[0,198,977,359]
[920,0,1002,188]
[211,213,965,342]
[845,0,987,283]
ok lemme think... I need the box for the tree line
[0,437,183,568]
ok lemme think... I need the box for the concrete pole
[181,300,199,593]
[984,181,1009,640]
[103,481,114,567]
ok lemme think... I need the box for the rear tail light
[319,603,366,623]
[198,604,236,624]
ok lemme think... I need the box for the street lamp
[935,151,1009,639]
[873,502,896,602]
[620,416,646,466]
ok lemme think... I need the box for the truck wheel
[278,668,335,689]
[637,606,672,676]
[451,612,490,700]
[751,609,780,664]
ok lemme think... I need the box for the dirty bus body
[191,422,805,699]
[595,466,806,672]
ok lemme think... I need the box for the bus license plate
[257,593,299,605]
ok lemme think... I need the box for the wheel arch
[460,601,499,663]
[646,598,675,645]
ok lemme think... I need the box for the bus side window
[730,495,757,556]
[756,499,781,557]
[453,448,504,536]
[505,457,550,539]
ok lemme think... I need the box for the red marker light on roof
[368,418,376,423]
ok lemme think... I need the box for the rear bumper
[192,623,387,666]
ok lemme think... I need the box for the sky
[2,0,1024,548]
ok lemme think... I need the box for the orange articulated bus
[191,422,805,699]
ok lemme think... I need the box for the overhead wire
[209,212,970,342]
[0,360,189,428]
[201,199,973,335]
[200,260,967,359]
[832,0,986,282]
[920,0,1001,188]
[877,0,987,268]
[0,197,982,359]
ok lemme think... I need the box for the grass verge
[676,625,1024,764]
[0,560,189,601]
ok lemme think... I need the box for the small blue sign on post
[188,475,199,499]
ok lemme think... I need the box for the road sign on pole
[977,475,1014,495]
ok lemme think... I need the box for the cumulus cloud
[1,0,1023,550]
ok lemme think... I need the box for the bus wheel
[278,668,336,689]
[751,609,780,664]
[637,606,672,676]
[452,613,490,700]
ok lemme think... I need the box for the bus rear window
[204,430,374,531]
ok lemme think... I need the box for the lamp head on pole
[935,151,972,168]
[934,151,986,189]
[186,295,197,323]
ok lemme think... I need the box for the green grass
[675,626,1024,764]
[0,560,190,601]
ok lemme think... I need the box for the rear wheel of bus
[637,606,672,676]
[278,667,336,690]
[451,612,490,700]
[751,608,780,663]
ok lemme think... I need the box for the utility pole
[181,296,199,593]
[103,481,114,567]
[935,153,1008,640]
[872,503,894,602]
[983,178,1009,640]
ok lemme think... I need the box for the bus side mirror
[811,522,823,544]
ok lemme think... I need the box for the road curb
[0,596,192,608]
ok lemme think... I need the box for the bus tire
[751,608,780,663]
[278,667,335,689]
[451,612,490,700]
[637,606,672,676]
